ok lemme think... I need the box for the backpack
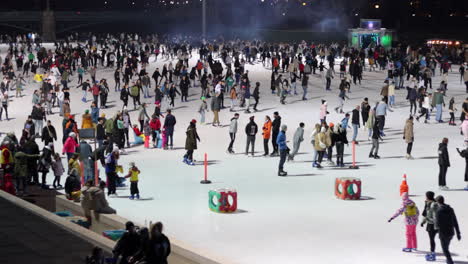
[130,85,139,97]
[404,204,417,217]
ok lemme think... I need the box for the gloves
[388,218,392,223]
[421,223,425,227]
[457,233,461,241]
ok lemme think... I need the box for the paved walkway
[0,194,98,264]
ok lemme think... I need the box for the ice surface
[1,44,467,264]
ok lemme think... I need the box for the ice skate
[136,194,140,200]
[425,252,436,261]
[278,170,287,177]
[402,248,412,253]
[129,195,134,200]
[369,153,374,158]
[374,155,381,159]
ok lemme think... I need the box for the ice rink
[2,44,467,264]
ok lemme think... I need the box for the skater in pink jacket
[319,100,328,124]
[388,192,420,252]
[460,119,468,146]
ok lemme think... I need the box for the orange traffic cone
[400,174,409,196]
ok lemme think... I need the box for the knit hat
[69,132,76,137]
[85,109,89,114]
[191,119,197,124]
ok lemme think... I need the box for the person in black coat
[41,120,57,146]
[23,137,40,184]
[38,143,54,188]
[120,85,129,109]
[144,222,171,264]
[438,138,450,190]
[96,118,106,148]
[252,82,260,111]
[245,116,258,156]
[435,195,461,264]
[361,98,370,126]
[271,112,281,156]
[163,109,176,149]
[456,147,468,190]
[113,221,141,264]
[333,124,348,167]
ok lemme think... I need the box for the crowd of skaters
[0,32,466,263]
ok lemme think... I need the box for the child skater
[51,153,65,189]
[124,162,140,200]
[388,192,420,252]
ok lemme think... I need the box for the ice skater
[124,162,140,200]
[288,123,304,161]
[388,192,420,252]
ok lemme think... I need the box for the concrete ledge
[56,195,234,264]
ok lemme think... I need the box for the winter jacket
[41,125,57,143]
[81,114,93,129]
[293,127,304,144]
[185,124,199,150]
[319,104,327,120]
[435,204,460,237]
[262,120,272,139]
[421,200,439,227]
[62,137,78,154]
[210,96,221,111]
[375,102,388,116]
[276,131,287,150]
[438,142,450,167]
[314,132,327,151]
[390,193,419,226]
[352,109,360,126]
[90,187,116,214]
[272,116,281,134]
[403,119,414,144]
[14,151,40,178]
[91,107,99,124]
[150,118,161,132]
[163,114,176,134]
[432,92,444,105]
[229,118,238,134]
[79,141,93,161]
[245,121,258,136]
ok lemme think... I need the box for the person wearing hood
[314,126,328,168]
[245,116,258,157]
[227,113,239,154]
[438,138,450,190]
[277,125,288,176]
[361,98,370,126]
[288,123,304,161]
[183,120,200,165]
[434,195,461,264]
[388,192,420,252]
[420,191,439,261]
[38,142,54,189]
[403,116,414,159]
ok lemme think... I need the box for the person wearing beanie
[438,138,450,190]
[361,97,370,127]
[277,124,289,176]
[388,192,420,253]
[245,116,258,157]
[183,120,200,165]
[81,109,93,129]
